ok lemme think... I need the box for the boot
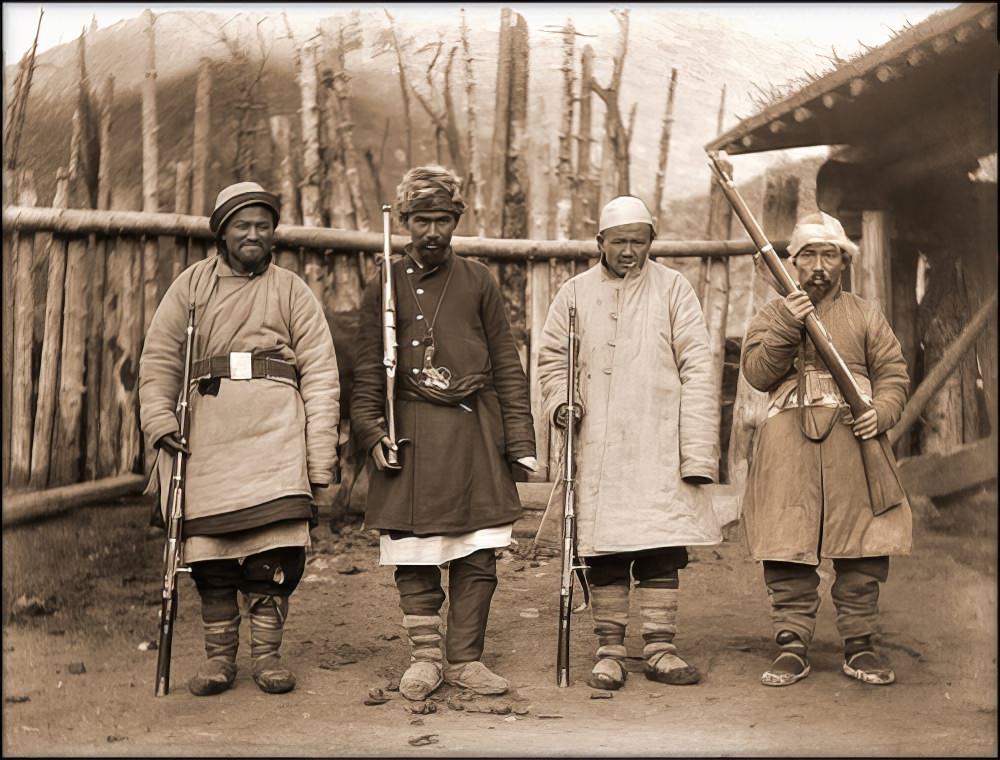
[188,588,240,697]
[399,614,444,701]
[637,585,700,685]
[587,582,629,690]
[247,593,296,694]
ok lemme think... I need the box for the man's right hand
[554,403,583,430]
[783,290,815,323]
[370,436,399,471]
[155,433,191,456]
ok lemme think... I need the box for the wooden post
[299,43,323,227]
[890,241,919,456]
[499,11,530,368]
[28,170,70,488]
[857,210,892,317]
[700,155,732,481]
[2,229,15,486]
[191,57,212,216]
[554,20,575,242]
[728,170,799,487]
[49,232,90,486]
[528,104,552,241]
[97,236,124,477]
[83,231,107,481]
[96,76,114,212]
[487,8,514,238]
[460,9,485,237]
[572,45,595,240]
[141,9,160,336]
[270,115,301,274]
[652,68,679,230]
[171,159,192,281]
[119,236,143,474]
[8,182,38,487]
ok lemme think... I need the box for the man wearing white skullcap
[140,181,341,696]
[741,210,911,688]
[536,195,721,689]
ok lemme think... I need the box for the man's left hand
[851,408,879,440]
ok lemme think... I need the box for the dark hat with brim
[209,181,281,235]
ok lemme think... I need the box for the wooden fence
[2,204,779,509]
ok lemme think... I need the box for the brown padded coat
[351,250,535,535]
[741,289,912,563]
[139,254,340,522]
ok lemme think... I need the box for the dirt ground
[2,484,997,757]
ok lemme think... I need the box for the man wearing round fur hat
[140,181,341,696]
[351,165,537,700]
[536,195,721,690]
[741,210,911,687]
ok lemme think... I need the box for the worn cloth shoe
[644,644,701,685]
[444,661,509,695]
[251,653,296,694]
[761,630,810,687]
[843,650,895,685]
[188,659,238,696]
[400,661,444,701]
[588,657,628,690]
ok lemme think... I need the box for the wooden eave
[705,3,998,156]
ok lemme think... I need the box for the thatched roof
[705,3,998,155]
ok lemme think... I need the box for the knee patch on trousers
[240,547,306,595]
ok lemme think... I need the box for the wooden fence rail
[2,206,780,501]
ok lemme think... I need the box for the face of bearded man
[405,211,459,268]
[793,242,847,302]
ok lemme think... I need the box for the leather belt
[192,354,298,385]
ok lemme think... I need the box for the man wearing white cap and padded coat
[741,211,911,688]
[139,181,341,696]
[536,195,721,690]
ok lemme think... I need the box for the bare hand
[370,436,398,471]
[155,432,191,456]
[515,456,539,472]
[851,408,879,440]
[554,403,583,429]
[783,290,815,323]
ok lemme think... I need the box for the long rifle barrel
[154,302,196,696]
[381,205,402,470]
[556,305,578,687]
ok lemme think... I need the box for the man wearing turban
[351,165,537,700]
[741,211,911,687]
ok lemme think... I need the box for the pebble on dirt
[408,734,439,747]
[137,640,158,651]
[67,662,86,675]
[364,688,390,706]
[408,701,437,715]
[590,692,613,699]
[337,566,365,575]
[5,695,30,704]
[519,608,540,619]
[12,595,56,617]
[106,735,126,743]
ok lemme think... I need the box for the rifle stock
[154,303,196,696]
[381,205,406,471]
[707,151,906,515]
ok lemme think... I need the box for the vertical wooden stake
[191,57,212,217]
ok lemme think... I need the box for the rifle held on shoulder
[154,303,196,696]
[706,150,906,515]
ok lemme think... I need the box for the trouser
[189,546,306,663]
[586,547,689,658]
[394,548,497,664]
[762,556,890,647]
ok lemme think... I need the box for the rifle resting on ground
[155,303,196,696]
[706,150,906,516]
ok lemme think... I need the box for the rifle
[154,302,196,696]
[556,304,590,687]
[706,150,906,515]
[380,204,408,471]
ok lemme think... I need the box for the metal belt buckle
[229,351,253,380]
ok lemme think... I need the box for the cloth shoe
[247,593,296,694]
[588,645,628,690]
[400,614,444,701]
[637,585,700,685]
[444,661,509,695]
[188,658,238,696]
[761,630,811,687]
[842,635,895,685]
